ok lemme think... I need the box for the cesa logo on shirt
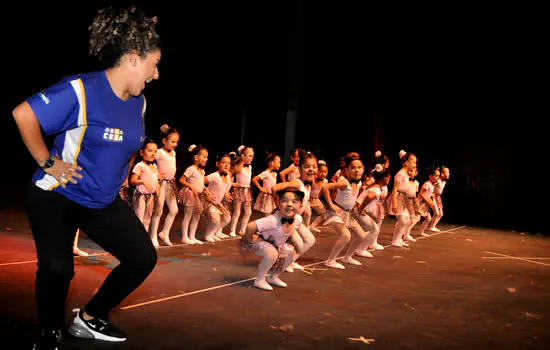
[103,127,124,142]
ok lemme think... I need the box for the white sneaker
[254,279,273,291]
[342,257,362,266]
[355,250,374,258]
[324,260,345,270]
[267,275,288,288]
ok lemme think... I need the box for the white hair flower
[374,163,384,172]
[399,150,407,159]
[188,144,197,152]
[238,145,245,153]
[375,150,382,157]
[228,151,236,157]
[160,124,170,133]
[318,160,326,166]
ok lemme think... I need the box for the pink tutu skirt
[416,197,430,217]
[132,190,157,218]
[253,192,276,214]
[239,234,296,273]
[323,208,355,227]
[231,187,253,203]
[389,192,415,217]
[178,188,207,214]
[365,201,384,223]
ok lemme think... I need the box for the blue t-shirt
[28,70,146,209]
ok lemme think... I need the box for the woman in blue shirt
[12,5,161,349]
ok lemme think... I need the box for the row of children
[239,149,450,290]
[81,123,450,291]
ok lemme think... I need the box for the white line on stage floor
[483,251,550,267]
[121,225,467,310]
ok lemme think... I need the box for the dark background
[1,1,544,233]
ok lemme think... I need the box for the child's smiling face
[277,191,302,218]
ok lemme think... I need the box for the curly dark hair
[88,5,161,67]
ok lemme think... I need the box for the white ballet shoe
[392,241,404,248]
[420,232,430,237]
[213,235,222,242]
[399,240,410,247]
[324,260,345,270]
[73,248,89,257]
[285,265,294,273]
[205,236,217,243]
[342,257,362,266]
[291,262,304,270]
[370,243,384,250]
[181,238,195,244]
[267,275,288,288]
[254,279,273,291]
[192,238,204,245]
[404,236,416,242]
[158,232,173,246]
[355,249,374,258]
[150,237,159,248]
[228,231,237,237]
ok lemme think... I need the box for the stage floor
[1,208,549,349]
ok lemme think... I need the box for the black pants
[25,182,157,329]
